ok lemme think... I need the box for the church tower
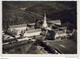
[42,13,48,28]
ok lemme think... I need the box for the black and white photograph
[2,1,77,54]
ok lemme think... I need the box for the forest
[2,1,77,30]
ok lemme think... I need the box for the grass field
[47,40,77,54]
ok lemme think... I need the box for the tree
[46,30,55,40]
[72,30,77,42]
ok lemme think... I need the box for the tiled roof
[48,20,61,23]
[27,23,35,25]
[9,24,27,28]
[26,29,41,33]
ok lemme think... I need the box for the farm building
[7,24,27,37]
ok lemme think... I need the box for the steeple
[42,13,48,28]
